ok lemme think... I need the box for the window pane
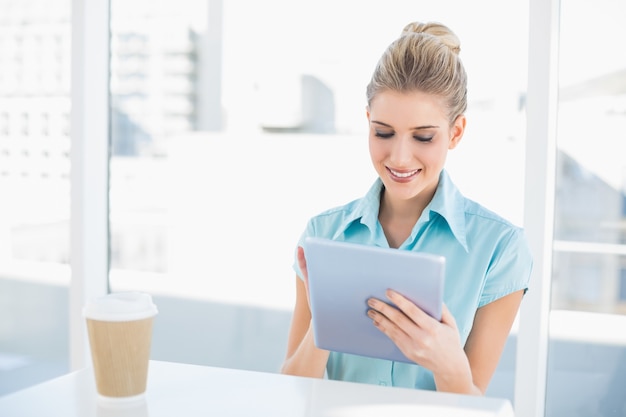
[0,0,71,395]
[547,0,626,415]
[109,0,528,400]
[552,0,626,316]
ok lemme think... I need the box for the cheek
[422,145,449,165]
[368,137,384,160]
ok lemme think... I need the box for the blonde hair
[366,21,468,124]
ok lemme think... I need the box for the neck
[378,185,437,248]
[379,183,437,224]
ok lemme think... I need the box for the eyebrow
[371,120,439,130]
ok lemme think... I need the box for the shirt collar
[336,170,468,251]
[425,170,469,251]
[333,179,382,238]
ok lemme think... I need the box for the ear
[366,106,371,122]
[448,114,466,150]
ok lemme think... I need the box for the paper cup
[83,292,158,403]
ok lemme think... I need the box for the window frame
[513,0,560,415]
[69,0,111,370]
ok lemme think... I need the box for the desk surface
[0,360,514,417]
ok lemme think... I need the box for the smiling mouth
[388,168,421,179]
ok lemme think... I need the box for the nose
[389,135,413,167]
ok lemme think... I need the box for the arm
[462,289,524,393]
[367,288,524,395]
[280,247,330,378]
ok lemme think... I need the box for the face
[367,90,465,206]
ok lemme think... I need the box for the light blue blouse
[293,169,533,390]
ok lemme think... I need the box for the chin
[384,183,421,200]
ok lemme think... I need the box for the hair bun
[401,21,461,55]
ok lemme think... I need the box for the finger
[367,297,415,334]
[367,305,409,340]
[385,289,435,329]
[367,307,420,360]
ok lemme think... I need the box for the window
[107,0,529,395]
[545,0,626,415]
[0,0,71,395]
[12,3,626,414]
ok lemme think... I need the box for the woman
[280,21,533,395]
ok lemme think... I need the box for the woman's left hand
[367,289,471,382]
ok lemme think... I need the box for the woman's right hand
[296,246,311,307]
[280,245,330,378]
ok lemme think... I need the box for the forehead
[369,90,448,125]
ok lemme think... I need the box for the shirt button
[379,381,387,386]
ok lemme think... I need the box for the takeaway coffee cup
[83,292,158,404]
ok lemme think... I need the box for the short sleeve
[479,228,533,307]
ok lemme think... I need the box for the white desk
[0,360,514,416]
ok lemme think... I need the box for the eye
[375,131,394,139]
[414,136,433,143]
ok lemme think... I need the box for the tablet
[303,237,446,363]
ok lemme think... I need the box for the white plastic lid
[83,292,158,322]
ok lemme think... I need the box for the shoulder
[433,171,526,251]
[463,197,526,242]
[463,198,517,229]
[304,178,382,239]
[305,198,362,237]
[459,196,532,271]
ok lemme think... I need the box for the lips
[387,167,421,180]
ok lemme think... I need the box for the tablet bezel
[303,237,446,363]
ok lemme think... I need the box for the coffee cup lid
[83,292,158,321]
